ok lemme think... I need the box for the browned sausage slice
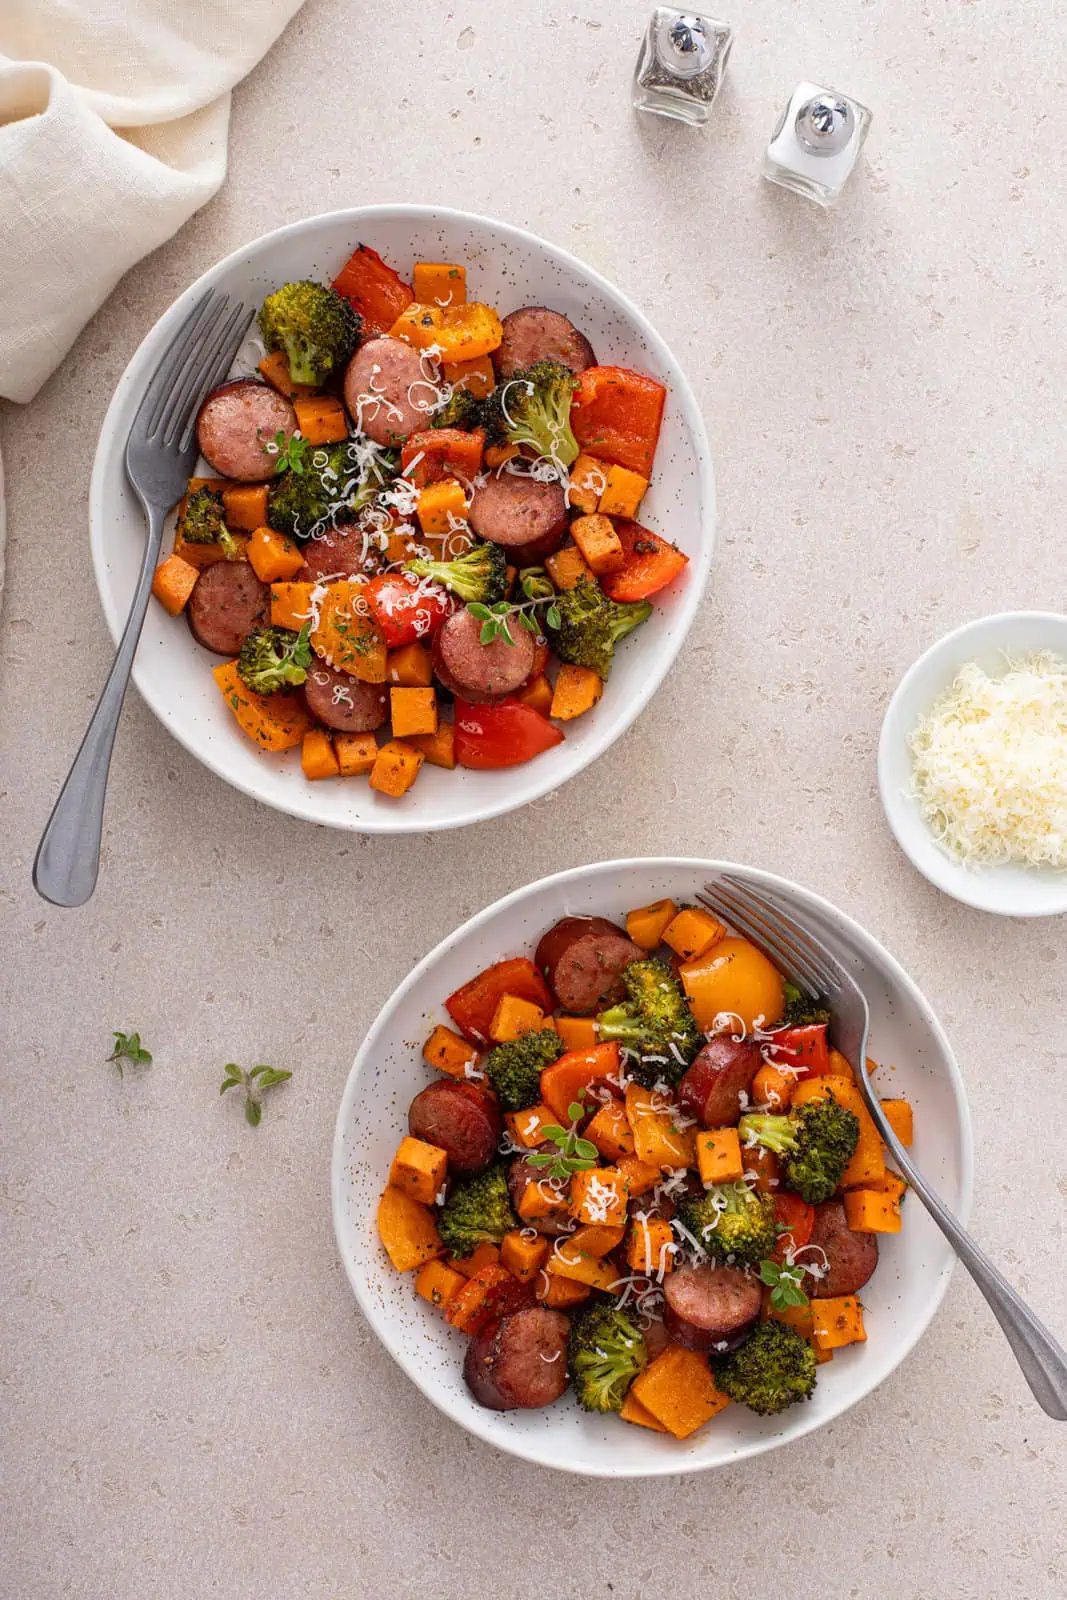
[506,1149,572,1234]
[303,662,388,732]
[464,1308,570,1410]
[433,606,535,702]
[536,916,644,1015]
[806,1201,879,1298]
[677,1037,762,1128]
[344,336,435,445]
[187,561,268,655]
[468,472,568,560]
[408,1079,502,1174]
[662,1264,762,1353]
[299,523,377,581]
[196,379,297,482]
[493,307,596,381]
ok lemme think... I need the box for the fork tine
[720,875,840,992]
[136,292,218,438]
[154,295,233,445]
[176,304,255,454]
[699,883,825,995]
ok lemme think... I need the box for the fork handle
[33,502,166,907]
[865,1104,1067,1420]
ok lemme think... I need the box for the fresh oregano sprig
[220,1063,293,1126]
[262,429,310,476]
[526,1100,599,1181]
[466,568,560,646]
[106,1031,152,1077]
[759,1257,809,1310]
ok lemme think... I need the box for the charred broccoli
[567,1303,648,1413]
[677,1181,778,1267]
[780,980,832,1028]
[545,581,652,680]
[484,1028,564,1113]
[267,441,395,539]
[596,958,703,1087]
[497,361,580,466]
[178,487,241,559]
[437,1165,517,1258]
[714,1319,817,1415]
[403,539,508,605]
[432,386,483,431]
[237,624,311,695]
[258,280,360,387]
[739,1097,860,1206]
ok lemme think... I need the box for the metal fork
[699,873,1067,1420]
[33,292,255,908]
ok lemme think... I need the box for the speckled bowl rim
[88,205,715,833]
[331,857,974,1477]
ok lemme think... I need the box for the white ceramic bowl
[878,611,1067,917]
[90,206,715,832]
[332,858,972,1477]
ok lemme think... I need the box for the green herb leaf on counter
[107,1031,152,1077]
[220,1062,293,1126]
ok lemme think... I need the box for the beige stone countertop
[2,2,1066,1595]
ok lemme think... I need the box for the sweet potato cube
[630,1346,731,1439]
[566,452,609,514]
[248,527,305,583]
[405,722,455,770]
[488,993,546,1043]
[626,1216,675,1275]
[376,1185,445,1272]
[301,729,340,781]
[879,1098,914,1147]
[390,686,437,739]
[270,581,316,630]
[293,395,348,446]
[624,1084,696,1171]
[212,662,311,752]
[570,513,625,576]
[791,1076,885,1188]
[257,348,316,398]
[761,1288,815,1338]
[151,555,199,616]
[443,354,495,398]
[843,1188,902,1234]
[334,732,378,777]
[597,463,649,520]
[222,484,270,531]
[387,641,434,688]
[417,478,468,536]
[696,1128,744,1186]
[536,1274,591,1309]
[662,907,726,962]
[585,1099,635,1161]
[450,1242,501,1279]
[550,663,603,721]
[615,1153,663,1198]
[870,1169,907,1205]
[389,1136,447,1206]
[369,739,424,797]
[625,898,677,951]
[504,1102,557,1149]
[545,543,595,590]
[413,262,466,306]
[619,1390,670,1432]
[500,1230,549,1283]
[518,1179,570,1222]
[516,673,554,717]
[569,1167,628,1228]
[423,1023,480,1080]
[554,1016,599,1052]
[484,442,520,469]
[811,1295,866,1351]
[752,1063,795,1112]
[312,582,387,682]
[567,1223,626,1258]
[415,1258,466,1310]
[546,1248,620,1293]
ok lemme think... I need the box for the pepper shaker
[633,8,734,126]
[762,82,872,207]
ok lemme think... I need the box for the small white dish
[332,857,972,1477]
[89,206,715,834]
[878,611,1067,918]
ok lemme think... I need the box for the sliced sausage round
[299,522,377,581]
[196,379,297,482]
[303,663,388,733]
[806,1200,879,1298]
[468,471,568,561]
[464,1308,570,1411]
[493,307,596,381]
[344,336,434,445]
[408,1079,501,1174]
[663,1264,762,1353]
[187,561,268,656]
[536,916,644,1015]
[432,606,535,702]
[507,1149,572,1233]
[677,1036,763,1129]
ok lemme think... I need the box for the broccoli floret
[545,581,652,680]
[237,624,312,695]
[739,1097,860,1206]
[780,980,832,1028]
[597,958,703,1087]
[437,1165,517,1258]
[567,1303,649,1413]
[432,387,483,431]
[484,1028,563,1112]
[497,361,580,467]
[258,280,360,388]
[403,539,508,605]
[178,487,241,559]
[267,441,395,539]
[714,1319,817,1415]
[677,1182,778,1267]
[472,386,507,447]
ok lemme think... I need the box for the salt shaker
[762,82,872,207]
[633,8,734,126]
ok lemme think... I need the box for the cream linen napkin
[0,1,306,589]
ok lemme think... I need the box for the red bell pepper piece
[401,428,485,488]
[766,1024,830,1078]
[570,366,666,477]
[453,698,564,770]
[332,243,413,336]
[771,1192,815,1265]
[364,572,452,648]
[539,1042,623,1122]
[446,956,555,1043]
[445,1264,536,1335]
[599,519,689,603]
[524,641,550,684]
